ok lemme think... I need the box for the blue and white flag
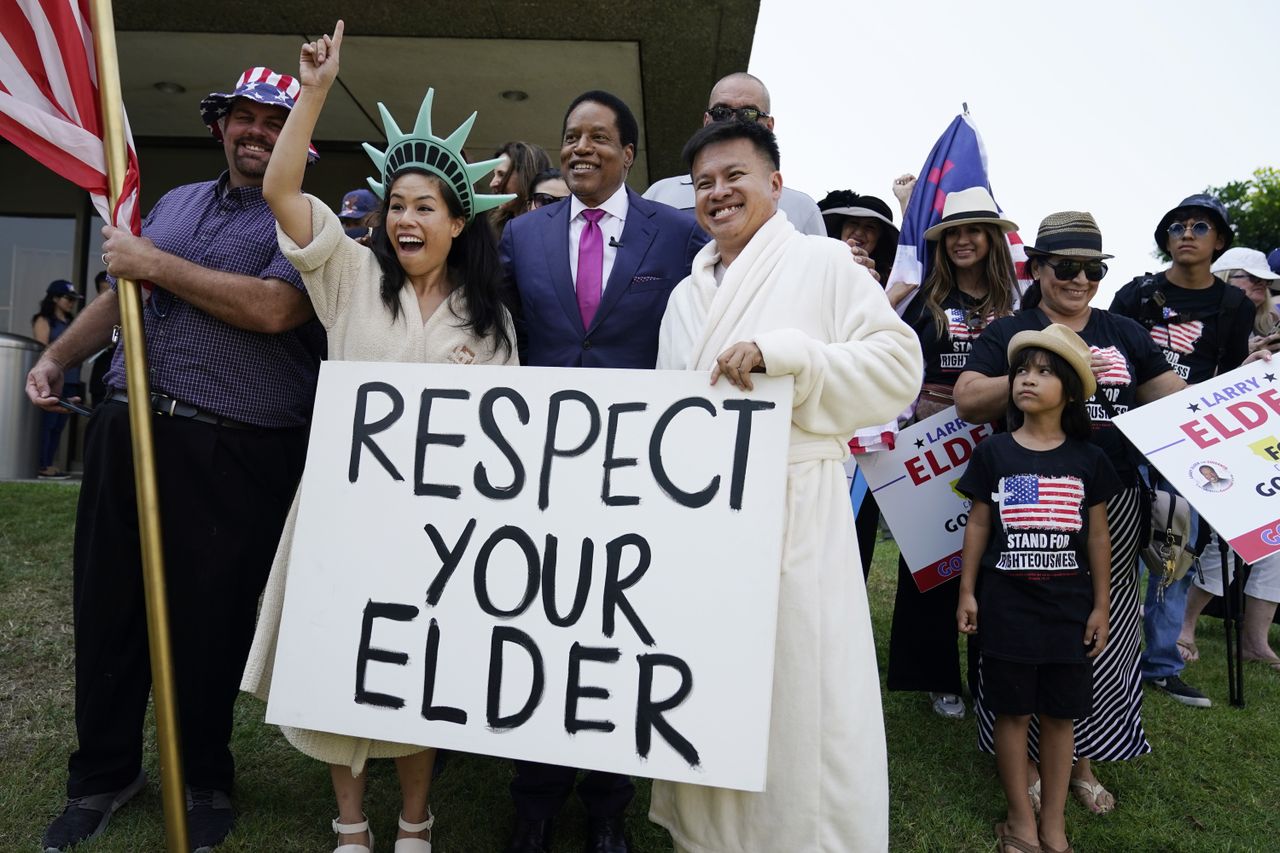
[887,113,1029,316]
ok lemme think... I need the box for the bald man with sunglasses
[643,72,826,239]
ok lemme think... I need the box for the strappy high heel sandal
[394,809,434,852]
[332,815,373,853]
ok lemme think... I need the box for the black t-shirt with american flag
[965,308,1170,484]
[958,433,1121,663]
[1109,273,1254,385]
[905,288,993,387]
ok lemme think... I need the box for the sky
[748,0,1279,305]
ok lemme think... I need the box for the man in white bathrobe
[647,120,922,852]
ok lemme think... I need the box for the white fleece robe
[240,195,517,773]
[648,211,922,853]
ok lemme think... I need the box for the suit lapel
[540,201,583,335]
[590,190,657,332]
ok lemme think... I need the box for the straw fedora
[1023,211,1114,261]
[1007,323,1097,399]
[922,187,1018,241]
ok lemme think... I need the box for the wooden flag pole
[87,1,189,849]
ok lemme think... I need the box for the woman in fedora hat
[886,186,1020,722]
[955,211,1188,817]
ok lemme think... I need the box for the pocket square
[631,275,662,284]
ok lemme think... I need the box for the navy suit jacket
[500,187,707,368]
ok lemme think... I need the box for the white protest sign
[857,407,995,591]
[267,361,793,791]
[1113,359,1280,564]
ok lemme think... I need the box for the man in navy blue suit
[498,90,705,853]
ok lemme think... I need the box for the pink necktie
[576,208,606,328]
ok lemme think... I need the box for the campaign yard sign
[857,407,995,591]
[266,362,794,791]
[1113,359,1280,564]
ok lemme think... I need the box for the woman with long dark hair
[487,140,552,238]
[887,187,1020,721]
[31,279,82,478]
[246,22,516,853]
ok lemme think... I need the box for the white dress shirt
[569,184,629,291]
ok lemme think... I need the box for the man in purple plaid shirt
[26,67,323,852]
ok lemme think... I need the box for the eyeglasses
[1166,220,1213,239]
[1043,258,1108,282]
[530,193,567,208]
[1228,271,1265,286]
[706,105,770,124]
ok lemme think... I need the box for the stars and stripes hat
[1007,323,1096,399]
[1023,211,1114,260]
[199,67,318,163]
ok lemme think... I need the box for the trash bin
[0,332,43,480]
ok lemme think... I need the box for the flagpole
[87,2,189,850]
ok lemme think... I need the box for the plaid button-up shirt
[105,172,323,428]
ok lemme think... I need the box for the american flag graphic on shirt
[1150,320,1203,355]
[1088,345,1131,386]
[946,308,995,341]
[998,474,1084,532]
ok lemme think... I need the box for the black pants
[853,490,880,580]
[510,760,634,821]
[886,554,964,694]
[66,402,306,797]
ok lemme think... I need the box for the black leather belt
[104,388,255,430]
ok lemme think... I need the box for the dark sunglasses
[1043,258,1108,282]
[706,105,770,124]
[531,193,566,208]
[1167,220,1212,239]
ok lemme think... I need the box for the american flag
[1089,345,1132,387]
[999,474,1084,532]
[887,113,1032,317]
[0,0,142,237]
[1150,321,1203,355]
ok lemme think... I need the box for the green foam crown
[362,88,515,222]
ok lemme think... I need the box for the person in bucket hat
[956,210,1191,822]
[1108,196,1258,717]
[27,62,323,853]
[1210,246,1280,340]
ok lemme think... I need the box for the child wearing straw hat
[955,324,1121,853]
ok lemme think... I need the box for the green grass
[2,482,1278,851]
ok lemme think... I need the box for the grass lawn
[2,481,1279,851]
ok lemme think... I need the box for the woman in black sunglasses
[955,211,1188,823]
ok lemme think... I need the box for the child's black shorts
[982,655,1092,719]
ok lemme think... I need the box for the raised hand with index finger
[300,20,344,91]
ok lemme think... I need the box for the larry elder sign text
[268,362,793,791]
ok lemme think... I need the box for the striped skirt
[974,485,1152,761]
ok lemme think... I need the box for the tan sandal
[995,821,1041,853]
[1039,835,1073,853]
[1070,777,1115,814]
[1177,638,1200,662]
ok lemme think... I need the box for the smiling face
[840,216,882,253]
[1034,254,1098,320]
[1227,271,1269,308]
[221,98,288,187]
[943,224,991,270]
[560,100,634,207]
[691,137,781,266]
[383,172,464,278]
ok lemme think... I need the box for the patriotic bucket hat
[199,67,318,163]
[1007,323,1096,399]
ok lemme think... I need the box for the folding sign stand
[1217,537,1252,708]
